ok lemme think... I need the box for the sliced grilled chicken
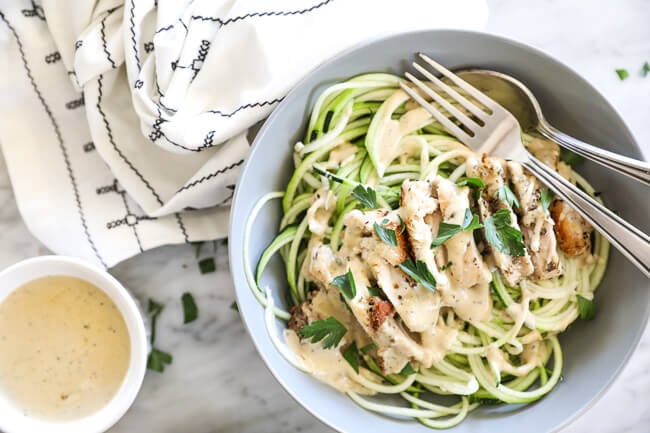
[467,155,534,286]
[434,177,492,289]
[506,162,562,279]
[526,137,593,257]
[399,180,449,290]
[344,209,439,334]
[549,200,593,256]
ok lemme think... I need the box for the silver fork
[400,53,650,278]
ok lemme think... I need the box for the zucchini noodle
[246,73,609,428]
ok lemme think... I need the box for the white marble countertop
[0,0,648,432]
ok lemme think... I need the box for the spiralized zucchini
[245,73,609,428]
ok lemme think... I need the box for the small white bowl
[0,256,148,433]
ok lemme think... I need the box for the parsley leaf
[540,189,555,212]
[496,184,520,209]
[615,68,629,81]
[441,262,453,271]
[374,221,398,246]
[398,259,436,293]
[400,362,417,376]
[462,208,483,231]
[431,222,463,248]
[431,209,483,247]
[199,257,216,274]
[360,342,376,354]
[331,269,357,299]
[484,209,526,257]
[456,177,485,189]
[147,348,173,373]
[352,184,377,209]
[229,301,239,312]
[642,61,650,77]
[577,295,595,320]
[299,317,347,349]
[367,286,381,297]
[342,342,359,373]
[559,148,584,166]
[181,292,198,324]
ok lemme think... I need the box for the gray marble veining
[0,0,647,432]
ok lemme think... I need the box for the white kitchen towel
[0,0,488,268]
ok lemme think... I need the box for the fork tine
[412,62,489,123]
[399,80,473,142]
[405,63,480,128]
[417,53,498,111]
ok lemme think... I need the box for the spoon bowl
[454,68,650,185]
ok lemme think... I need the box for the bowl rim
[229,28,649,433]
[0,255,148,433]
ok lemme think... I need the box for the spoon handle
[538,122,650,186]
[523,154,650,278]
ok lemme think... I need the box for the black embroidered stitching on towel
[175,213,189,242]
[66,95,85,109]
[119,192,143,252]
[100,13,117,69]
[128,0,140,72]
[154,23,174,34]
[149,108,199,152]
[21,1,45,20]
[44,51,61,63]
[206,97,283,118]
[176,159,244,193]
[0,12,107,267]
[96,74,164,206]
[190,0,334,26]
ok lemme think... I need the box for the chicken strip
[506,162,562,279]
[434,177,492,289]
[467,155,534,286]
[526,136,593,256]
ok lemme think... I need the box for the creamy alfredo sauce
[0,276,130,421]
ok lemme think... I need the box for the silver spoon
[453,69,650,186]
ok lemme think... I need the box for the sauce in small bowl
[0,256,147,433]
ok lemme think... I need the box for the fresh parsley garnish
[484,209,526,257]
[230,301,239,312]
[199,257,216,274]
[456,177,485,189]
[147,348,173,373]
[181,292,198,324]
[431,209,483,248]
[642,61,650,77]
[398,259,436,293]
[360,342,376,354]
[299,317,347,349]
[540,189,555,212]
[147,299,173,373]
[352,184,378,209]
[615,68,629,81]
[441,262,453,271]
[331,269,357,299]
[367,286,381,297]
[374,221,398,246]
[577,295,595,320]
[342,342,359,373]
[400,362,417,376]
[559,148,584,166]
[148,299,164,345]
[496,184,520,209]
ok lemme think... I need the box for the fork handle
[523,155,650,278]
[538,122,650,186]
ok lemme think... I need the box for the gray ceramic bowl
[229,30,649,433]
